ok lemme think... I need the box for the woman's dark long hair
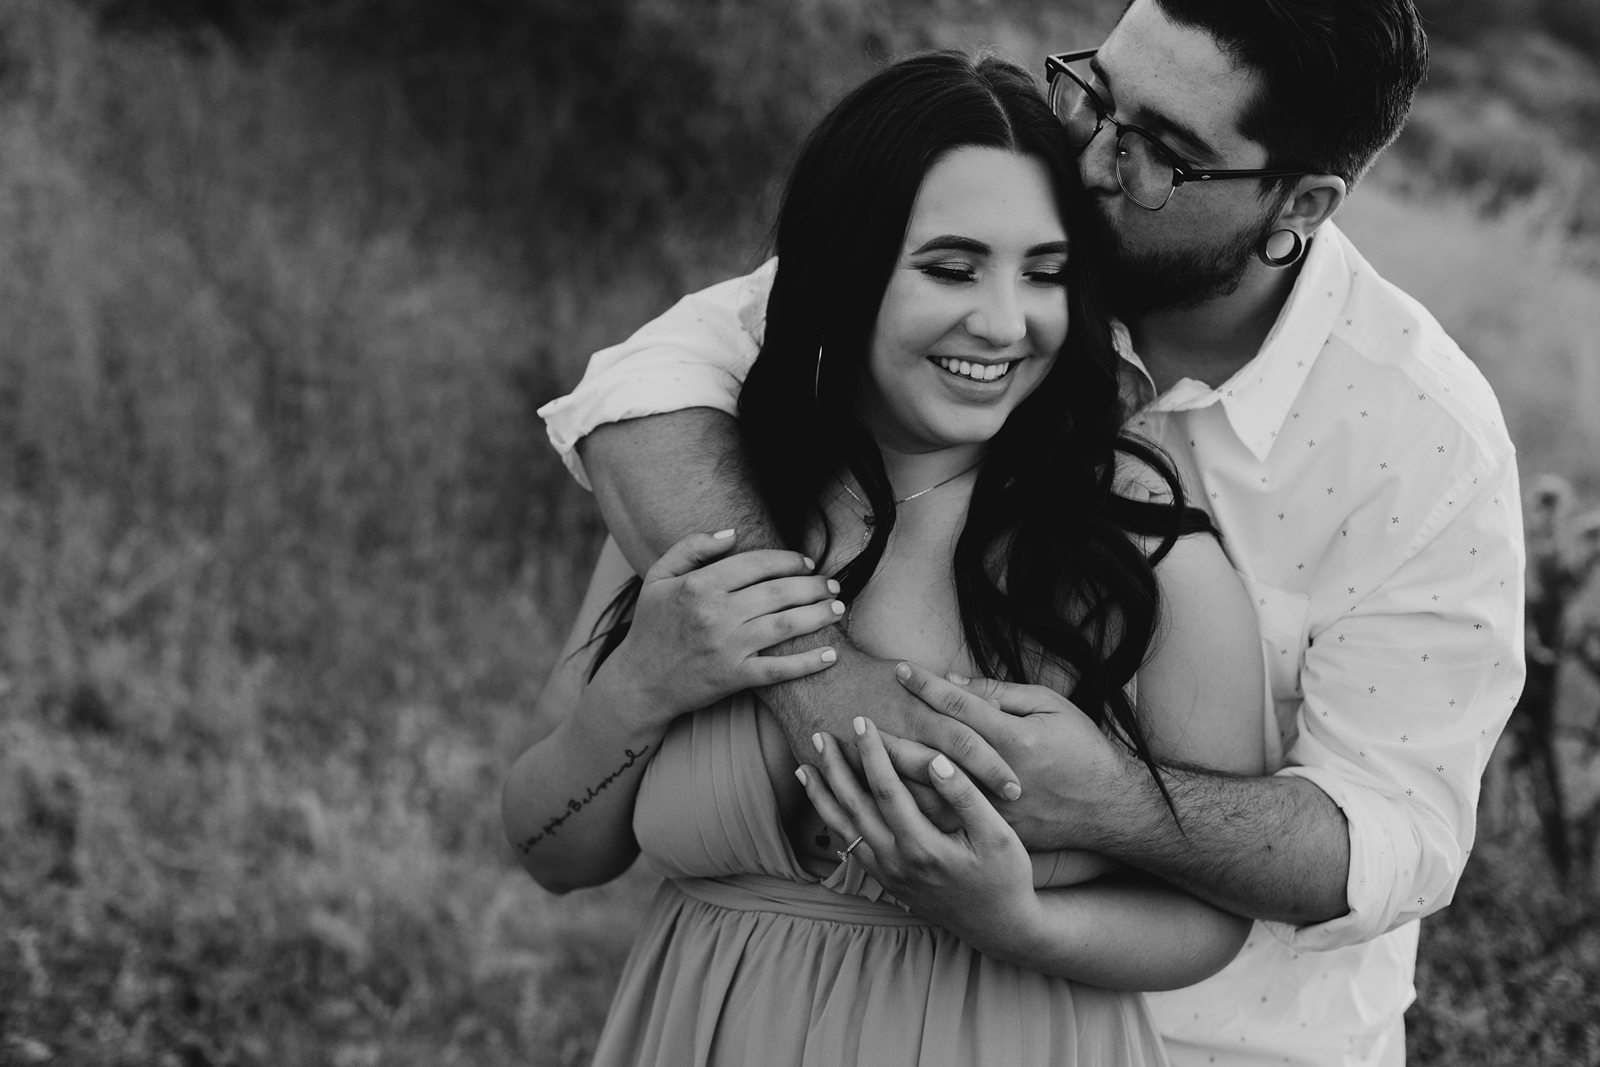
[735,51,1212,805]
[588,51,1211,808]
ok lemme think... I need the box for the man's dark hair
[1151,0,1428,185]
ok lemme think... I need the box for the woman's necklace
[839,460,981,550]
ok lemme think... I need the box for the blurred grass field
[0,1,1598,1064]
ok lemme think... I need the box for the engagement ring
[835,835,864,862]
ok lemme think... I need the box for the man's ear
[1277,174,1347,237]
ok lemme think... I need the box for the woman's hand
[605,530,843,721]
[795,716,1039,954]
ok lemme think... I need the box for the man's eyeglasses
[1044,49,1306,211]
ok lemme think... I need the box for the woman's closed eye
[1024,259,1069,286]
[918,259,1067,286]
[919,260,978,283]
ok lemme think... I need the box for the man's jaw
[1083,207,1259,318]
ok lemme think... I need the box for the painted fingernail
[820,648,837,664]
[1001,781,1022,801]
[827,578,841,595]
[853,716,867,737]
[947,672,970,685]
[795,767,810,787]
[930,754,955,780]
[831,600,846,616]
[812,732,825,754]
[713,529,735,540]
[895,662,912,681]
[802,556,816,570]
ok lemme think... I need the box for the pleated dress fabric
[587,694,1171,1067]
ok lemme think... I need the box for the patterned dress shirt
[538,222,1526,1067]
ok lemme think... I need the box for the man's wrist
[1081,748,1176,857]
[755,622,858,708]
[762,620,859,661]
[753,626,871,753]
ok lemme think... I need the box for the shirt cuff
[537,357,745,490]
[1258,764,1414,953]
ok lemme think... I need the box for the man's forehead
[1098,0,1260,152]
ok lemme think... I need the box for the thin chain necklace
[832,461,981,637]
[839,459,981,546]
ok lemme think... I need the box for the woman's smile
[930,356,1020,384]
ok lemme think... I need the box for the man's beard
[1082,198,1272,317]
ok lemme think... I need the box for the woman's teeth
[934,357,1014,382]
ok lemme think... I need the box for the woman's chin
[899,415,1009,452]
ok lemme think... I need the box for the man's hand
[756,643,1023,805]
[893,665,1350,924]
[888,663,1153,853]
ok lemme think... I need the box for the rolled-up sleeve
[1265,448,1525,952]
[538,260,776,488]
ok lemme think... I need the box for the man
[539,1,1525,1063]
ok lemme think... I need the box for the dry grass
[1340,179,1600,494]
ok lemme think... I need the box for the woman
[504,51,1265,1065]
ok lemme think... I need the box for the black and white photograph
[2,1,1598,1065]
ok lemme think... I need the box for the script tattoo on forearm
[514,746,651,855]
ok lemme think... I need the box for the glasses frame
[1044,48,1308,211]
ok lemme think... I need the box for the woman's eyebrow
[911,236,1069,258]
[910,235,990,255]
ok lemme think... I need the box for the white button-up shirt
[538,222,1526,1067]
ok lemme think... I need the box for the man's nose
[1076,124,1120,196]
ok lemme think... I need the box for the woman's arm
[798,531,1267,988]
[502,533,841,893]
[520,537,640,750]
[501,537,668,894]
[1135,530,1268,778]
[1010,530,1269,985]
[801,722,1252,988]
[1009,532,1267,985]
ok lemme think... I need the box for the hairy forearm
[578,410,874,760]
[978,875,1250,991]
[1084,763,1351,925]
[579,410,780,570]
[755,638,881,748]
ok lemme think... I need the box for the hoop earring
[813,342,824,400]
[1258,228,1306,268]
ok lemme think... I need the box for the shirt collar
[1114,222,1355,462]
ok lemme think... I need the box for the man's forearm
[1093,765,1351,925]
[577,408,855,745]
[579,409,781,570]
